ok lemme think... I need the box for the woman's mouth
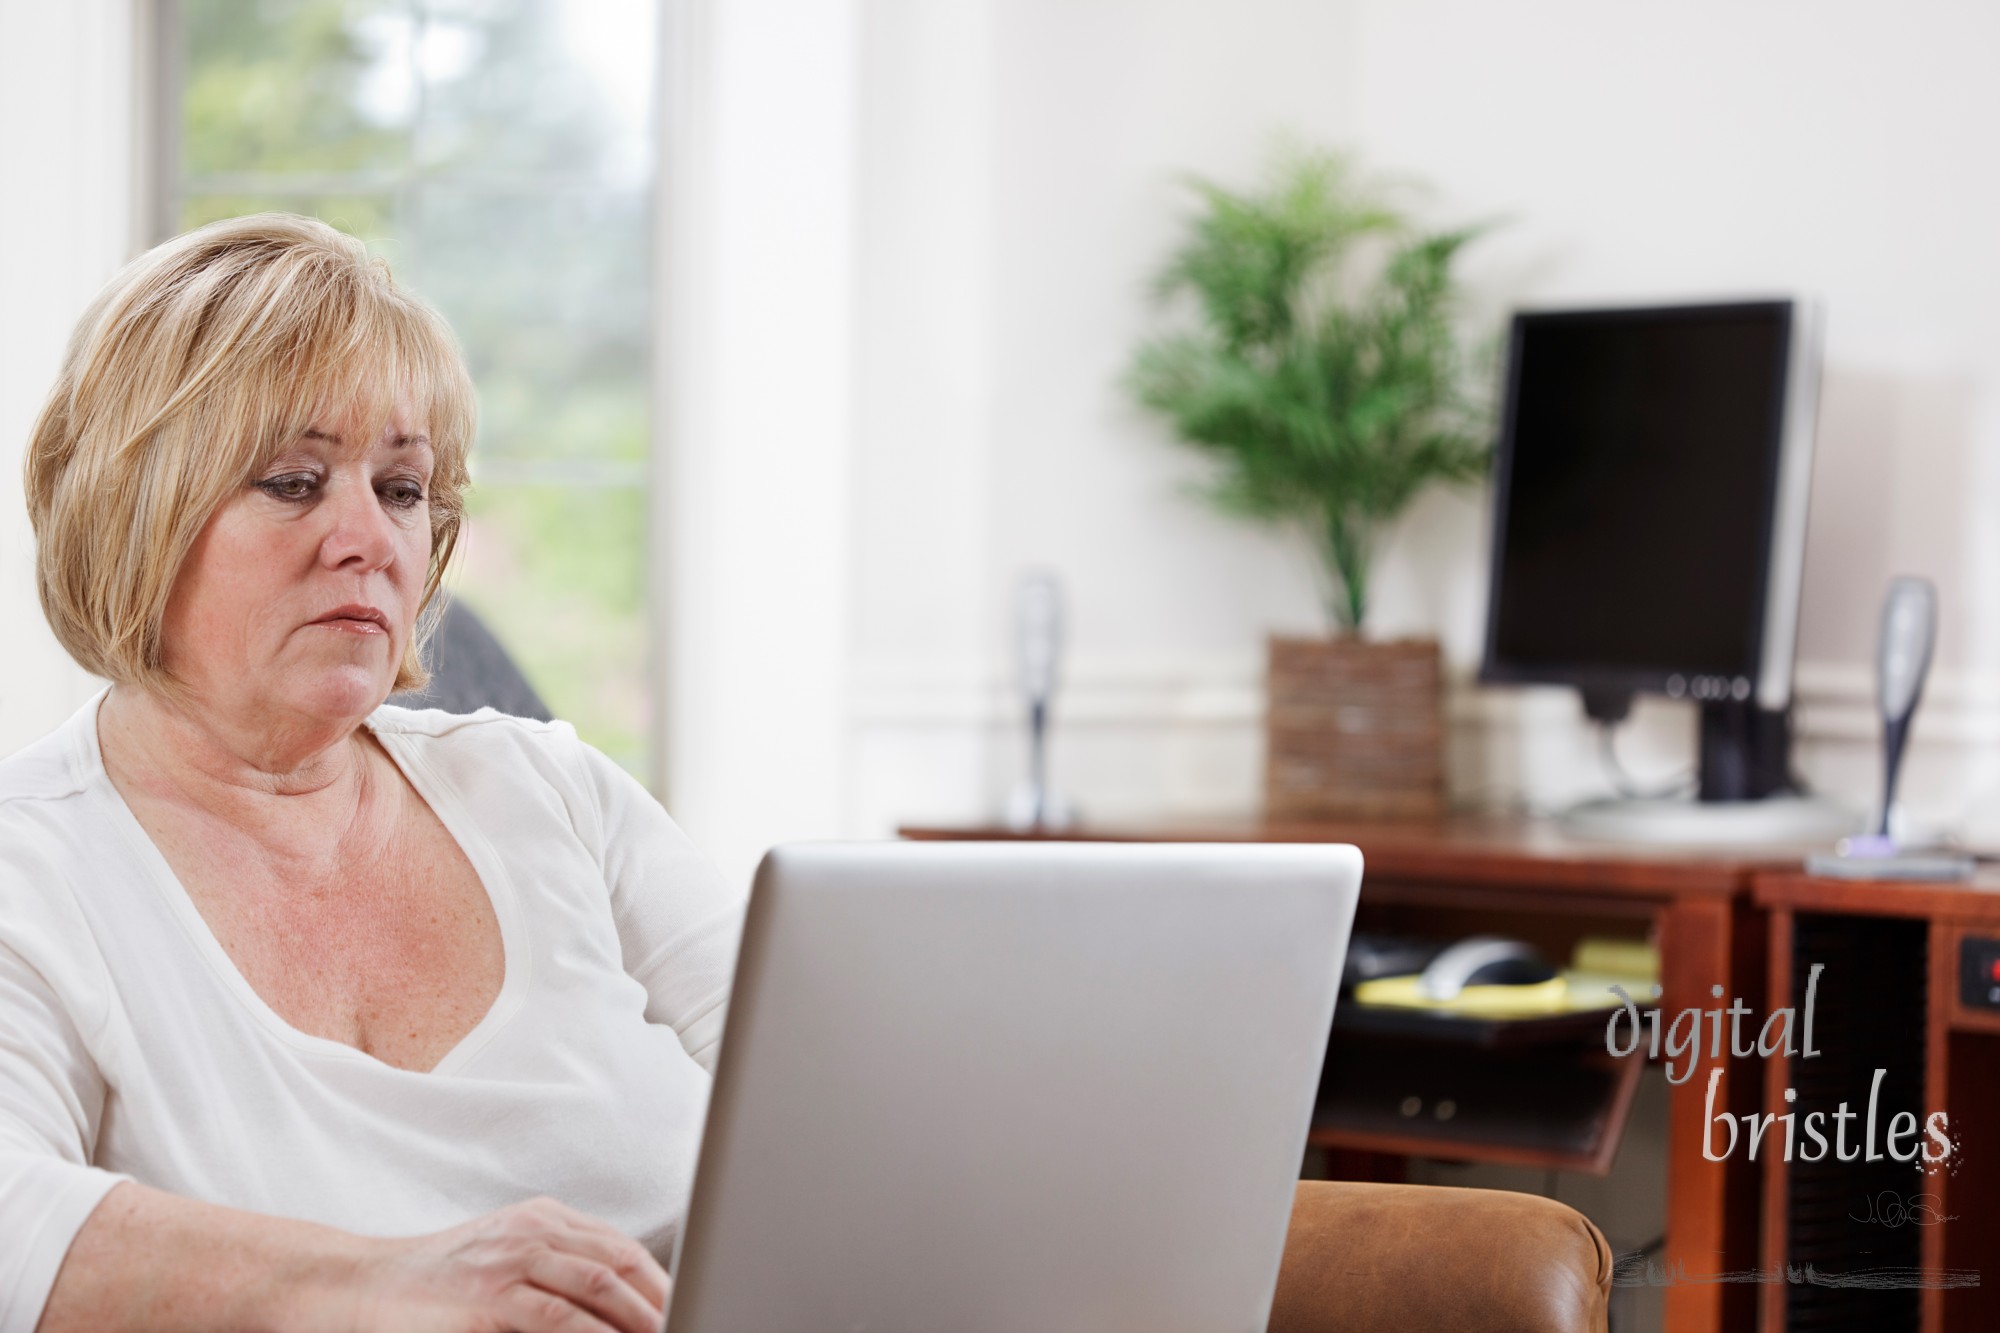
[310,604,390,634]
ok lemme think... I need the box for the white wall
[0,0,141,754]
[836,0,2000,846]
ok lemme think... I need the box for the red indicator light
[1990,958,2000,983]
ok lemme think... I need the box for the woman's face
[161,405,436,732]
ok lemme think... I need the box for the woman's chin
[284,665,396,724]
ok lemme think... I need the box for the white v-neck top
[0,693,743,1333]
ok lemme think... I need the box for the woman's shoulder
[365,703,644,779]
[0,704,117,988]
[0,699,99,830]
[364,703,609,813]
[366,700,576,747]
[366,704,674,876]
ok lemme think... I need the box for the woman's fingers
[356,1197,673,1333]
[523,1249,666,1333]
[541,1209,672,1312]
[498,1283,625,1333]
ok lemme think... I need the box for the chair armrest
[1269,1181,1612,1333]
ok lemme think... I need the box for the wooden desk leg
[1660,897,1763,1333]
[1920,919,1951,1333]
[1759,907,1794,1333]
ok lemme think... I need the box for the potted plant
[1128,149,1494,822]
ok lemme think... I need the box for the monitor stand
[1561,794,1857,845]
[1561,700,1860,846]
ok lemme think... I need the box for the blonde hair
[24,212,475,698]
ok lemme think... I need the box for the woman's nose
[318,477,399,571]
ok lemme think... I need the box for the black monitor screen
[1484,303,1792,689]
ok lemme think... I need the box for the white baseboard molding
[849,653,1999,750]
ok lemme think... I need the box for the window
[162,0,658,775]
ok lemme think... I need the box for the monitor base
[1559,795,1860,848]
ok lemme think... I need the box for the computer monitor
[1479,299,1834,833]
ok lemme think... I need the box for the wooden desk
[1752,871,2000,1333]
[901,817,1788,1333]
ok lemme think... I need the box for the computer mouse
[1416,936,1558,1000]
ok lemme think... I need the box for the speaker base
[1560,795,1860,847]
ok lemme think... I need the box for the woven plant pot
[1264,634,1444,823]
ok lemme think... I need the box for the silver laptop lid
[666,840,1361,1333]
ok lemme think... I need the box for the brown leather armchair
[1270,1182,1613,1333]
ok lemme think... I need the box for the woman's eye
[381,481,427,508]
[256,474,316,502]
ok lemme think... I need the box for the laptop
[663,840,1362,1332]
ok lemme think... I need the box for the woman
[1,215,738,1332]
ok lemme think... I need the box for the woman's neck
[96,684,377,839]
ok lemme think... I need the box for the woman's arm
[1,915,667,1333]
[40,1180,370,1332]
[41,1181,670,1333]
[569,738,743,1072]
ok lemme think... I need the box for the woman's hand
[346,1196,672,1333]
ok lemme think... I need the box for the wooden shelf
[1310,1035,1644,1175]
[1756,869,2000,922]
[1752,878,2000,1333]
